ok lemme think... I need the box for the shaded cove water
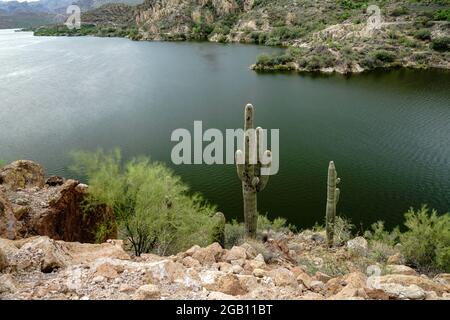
[1,30,450,230]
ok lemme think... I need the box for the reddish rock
[0,161,116,243]
[0,160,45,190]
[0,191,17,240]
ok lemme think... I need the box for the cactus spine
[236,104,271,239]
[326,161,341,247]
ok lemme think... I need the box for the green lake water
[1,29,449,230]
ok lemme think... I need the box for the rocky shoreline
[1,160,449,300]
[1,233,449,300]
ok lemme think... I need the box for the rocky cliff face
[0,160,116,243]
[135,0,250,40]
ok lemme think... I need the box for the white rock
[346,237,368,256]
[133,284,161,300]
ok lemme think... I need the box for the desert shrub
[431,37,450,51]
[256,53,272,65]
[364,221,400,246]
[400,37,418,48]
[212,24,230,36]
[400,206,450,272]
[414,28,431,40]
[372,50,396,63]
[368,240,398,264]
[333,216,354,246]
[339,0,366,10]
[257,214,294,233]
[71,149,216,256]
[0,159,5,168]
[224,219,245,248]
[390,6,409,16]
[433,8,450,21]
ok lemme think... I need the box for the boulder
[326,272,369,298]
[16,236,71,272]
[378,283,425,300]
[386,265,418,276]
[200,271,247,296]
[386,253,404,265]
[0,274,17,293]
[146,260,185,283]
[133,284,161,300]
[346,237,368,256]
[239,242,258,259]
[237,275,259,292]
[191,243,223,266]
[268,267,297,287]
[181,256,201,268]
[215,274,247,296]
[0,160,45,189]
[0,192,17,240]
[310,280,325,293]
[294,269,313,289]
[377,274,449,296]
[0,161,117,243]
[315,271,332,283]
[223,246,247,262]
[434,274,450,286]
[95,263,120,279]
[253,268,266,278]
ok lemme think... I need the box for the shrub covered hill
[33,0,450,73]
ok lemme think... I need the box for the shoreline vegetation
[2,151,448,275]
[26,0,450,74]
[1,154,449,300]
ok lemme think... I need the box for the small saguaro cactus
[211,212,226,247]
[236,104,272,239]
[326,161,341,247]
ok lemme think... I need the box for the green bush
[373,50,396,63]
[333,216,354,246]
[414,28,431,40]
[433,9,450,21]
[256,53,272,65]
[431,37,450,51]
[224,219,245,248]
[390,6,409,17]
[400,206,450,272]
[71,149,216,256]
[364,221,400,246]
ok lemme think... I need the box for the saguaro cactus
[211,212,226,247]
[326,161,341,247]
[236,104,272,239]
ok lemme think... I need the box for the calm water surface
[1,29,449,230]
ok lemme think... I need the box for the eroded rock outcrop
[0,161,116,243]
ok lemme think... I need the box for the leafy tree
[71,149,216,256]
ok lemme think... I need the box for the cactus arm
[335,188,340,204]
[235,150,244,181]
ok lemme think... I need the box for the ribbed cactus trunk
[236,104,271,239]
[326,161,341,247]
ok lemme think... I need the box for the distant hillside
[0,0,143,28]
[28,0,450,73]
